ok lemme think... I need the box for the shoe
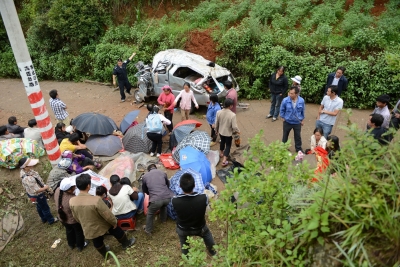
[50,218,59,224]
[69,245,75,250]
[150,152,154,157]
[207,248,217,257]
[137,209,144,215]
[95,162,102,169]
[221,161,229,167]
[272,117,277,121]
[121,99,126,102]
[266,114,272,119]
[119,233,136,250]
[77,241,89,252]
[126,91,132,95]
[142,225,152,236]
[156,153,161,157]
[96,244,111,258]
[210,141,217,147]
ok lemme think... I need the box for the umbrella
[71,113,118,135]
[86,135,122,156]
[180,146,212,184]
[173,120,202,143]
[120,110,140,134]
[172,131,211,163]
[169,168,205,195]
[0,138,45,169]
[122,122,152,153]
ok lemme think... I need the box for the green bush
[189,122,400,266]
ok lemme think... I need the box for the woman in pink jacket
[173,82,199,121]
[157,85,176,133]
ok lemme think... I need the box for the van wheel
[134,89,143,103]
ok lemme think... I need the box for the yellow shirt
[59,138,77,153]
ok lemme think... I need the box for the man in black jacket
[324,66,348,97]
[171,173,216,256]
[112,52,136,102]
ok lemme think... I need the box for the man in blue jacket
[280,86,305,153]
[324,66,348,97]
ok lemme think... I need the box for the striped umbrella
[122,122,152,154]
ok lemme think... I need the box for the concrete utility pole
[0,0,61,164]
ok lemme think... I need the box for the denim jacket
[206,102,221,125]
[280,96,305,124]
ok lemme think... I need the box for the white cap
[65,125,74,133]
[60,178,76,191]
[291,75,302,84]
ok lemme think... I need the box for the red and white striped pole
[0,0,61,164]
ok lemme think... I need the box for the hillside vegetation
[0,0,399,108]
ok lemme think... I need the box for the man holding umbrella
[113,52,136,102]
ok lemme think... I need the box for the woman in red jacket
[157,85,175,133]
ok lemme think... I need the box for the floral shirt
[20,169,45,196]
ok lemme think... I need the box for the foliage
[1,0,400,106]
[179,237,208,266]
[186,122,400,266]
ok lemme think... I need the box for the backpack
[146,113,163,133]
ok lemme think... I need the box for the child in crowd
[173,82,199,121]
[96,185,112,209]
[120,177,131,186]
[206,94,221,147]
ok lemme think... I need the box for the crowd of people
[2,61,399,262]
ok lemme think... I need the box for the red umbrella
[173,120,202,130]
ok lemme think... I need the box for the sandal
[219,152,224,158]
[221,161,229,167]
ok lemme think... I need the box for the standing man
[325,66,348,97]
[19,157,58,225]
[113,52,136,102]
[142,164,174,235]
[224,81,237,114]
[69,173,136,257]
[49,89,69,124]
[370,94,391,129]
[316,85,344,138]
[171,173,216,256]
[280,86,305,153]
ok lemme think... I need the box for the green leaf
[317,236,324,245]
[286,249,292,255]
[310,230,318,239]
[307,219,319,230]
[320,226,330,233]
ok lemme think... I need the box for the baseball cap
[60,178,76,191]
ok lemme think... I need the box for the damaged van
[133,49,239,112]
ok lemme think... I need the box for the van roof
[152,49,231,78]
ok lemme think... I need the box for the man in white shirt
[316,86,344,138]
[24,119,44,148]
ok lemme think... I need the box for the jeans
[63,222,85,249]
[92,226,125,249]
[145,198,170,233]
[116,192,145,220]
[210,124,217,142]
[315,120,333,139]
[176,224,215,255]
[220,135,233,157]
[118,79,132,101]
[75,149,93,160]
[28,193,55,224]
[164,110,173,132]
[269,93,283,118]
[147,132,163,154]
[282,121,303,152]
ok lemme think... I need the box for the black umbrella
[71,113,118,135]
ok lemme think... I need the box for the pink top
[157,92,176,111]
[226,88,238,114]
[175,90,198,110]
